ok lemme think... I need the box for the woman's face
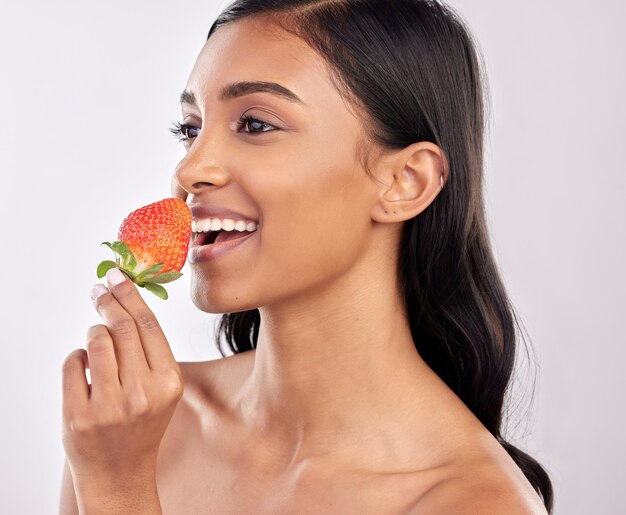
[172,17,384,313]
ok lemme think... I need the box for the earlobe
[371,142,446,223]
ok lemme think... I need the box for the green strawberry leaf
[102,240,129,259]
[121,249,137,269]
[111,241,130,255]
[148,271,183,284]
[96,260,118,278]
[135,263,165,282]
[142,282,168,300]
[101,240,138,270]
[121,268,138,281]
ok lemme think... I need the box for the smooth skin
[61,271,183,513]
[60,15,547,514]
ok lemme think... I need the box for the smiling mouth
[194,231,219,246]
[194,230,255,246]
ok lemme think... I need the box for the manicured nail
[106,267,126,286]
[91,284,108,300]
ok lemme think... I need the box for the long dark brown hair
[207,0,553,511]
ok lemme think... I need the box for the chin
[189,275,260,314]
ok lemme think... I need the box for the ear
[370,141,447,224]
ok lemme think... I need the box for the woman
[60,0,553,513]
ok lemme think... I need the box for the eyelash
[169,115,278,143]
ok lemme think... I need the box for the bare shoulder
[157,352,254,465]
[407,460,548,514]
[177,350,255,408]
[174,351,255,419]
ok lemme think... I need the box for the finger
[85,324,121,398]
[62,349,89,417]
[91,282,151,384]
[104,268,177,372]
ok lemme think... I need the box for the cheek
[217,113,371,298]
[256,163,370,289]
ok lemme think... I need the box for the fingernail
[91,284,108,300]
[106,267,126,286]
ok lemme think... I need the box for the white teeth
[198,219,212,232]
[192,217,258,233]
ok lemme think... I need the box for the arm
[60,457,162,515]
[59,459,79,515]
[72,469,162,515]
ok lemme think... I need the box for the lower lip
[188,231,257,263]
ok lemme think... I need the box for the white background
[1,1,624,513]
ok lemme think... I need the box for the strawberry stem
[98,240,172,300]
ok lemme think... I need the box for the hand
[61,267,184,487]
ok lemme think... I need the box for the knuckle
[110,281,134,300]
[93,290,115,309]
[108,317,136,337]
[125,390,152,416]
[86,324,108,339]
[135,311,160,331]
[62,358,78,375]
[160,369,184,400]
[62,349,86,372]
[86,337,111,356]
[67,414,92,434]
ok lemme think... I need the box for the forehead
[184,17,337,109]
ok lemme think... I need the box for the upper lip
[188,204,259,223]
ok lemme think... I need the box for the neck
[234,243,436,465]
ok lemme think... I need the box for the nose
[170,151,230,201]
[170,174,188,202]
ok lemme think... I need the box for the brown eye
[236,115,278,135]
[180,124,200,139]
[169,121,200,142]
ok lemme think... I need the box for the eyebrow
[179,81,306,107]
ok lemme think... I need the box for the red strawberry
[97,197,192,300]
